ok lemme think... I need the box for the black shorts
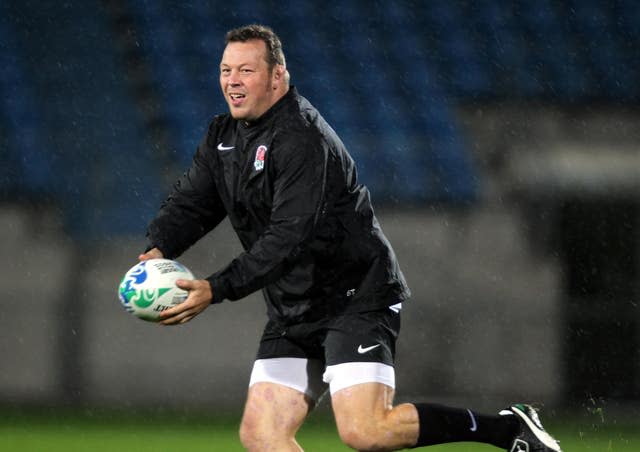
[256,307,401,367]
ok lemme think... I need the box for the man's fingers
[158,294,198,325]
[160,308,191,325]
[158,302,186,320]
[138,248,163,261]
[156,279,211,326]
[175,279,194,289]
[161,309,195,326]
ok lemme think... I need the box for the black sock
[412,403,519,449]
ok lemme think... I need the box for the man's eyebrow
[220,62,253,68]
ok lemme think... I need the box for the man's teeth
[230,94,245,99]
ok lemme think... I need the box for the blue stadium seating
[3,0,163,239]
[0,12,53,198]
[3,0,639,236]
[123,0,636,203]
[128,0,215,166]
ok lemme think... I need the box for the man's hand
[159,279,213,326]
[139,247,163,261]
[136,248,212,325]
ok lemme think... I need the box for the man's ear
[273,65,285,86]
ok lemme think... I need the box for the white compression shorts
[249,357,395,402]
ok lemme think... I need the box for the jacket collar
[239,86,297,132]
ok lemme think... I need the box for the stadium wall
[0,203,562,413]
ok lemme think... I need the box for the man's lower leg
[412,403,519,449]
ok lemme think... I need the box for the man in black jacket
[139,24,561,452]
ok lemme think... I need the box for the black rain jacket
[147,87,410,324]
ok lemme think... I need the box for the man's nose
[228,72,241,86]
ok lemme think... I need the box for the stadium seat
[0,11,54,198]
[4,0,163,238]
[6,0,637,218]
[129,0,213,166]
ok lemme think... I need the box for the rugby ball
[118,258,194,322]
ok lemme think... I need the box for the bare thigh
[240,382,314,452]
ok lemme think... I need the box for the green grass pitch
[1,410,638,451]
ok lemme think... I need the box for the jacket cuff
[206,275,227,304]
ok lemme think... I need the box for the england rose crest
[254,145,267,171]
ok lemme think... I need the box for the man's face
[219,40,278,121]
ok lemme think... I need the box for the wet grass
[1,408,639,451]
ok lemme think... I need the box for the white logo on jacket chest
[254,145,268,171]
[217,142,234,151]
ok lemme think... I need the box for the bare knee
[239,383,310,451]
[238,414,261,450]
[334,401,419,451]
[239,405,289,450]
[337,418,390,452]
[239,417,304,452]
